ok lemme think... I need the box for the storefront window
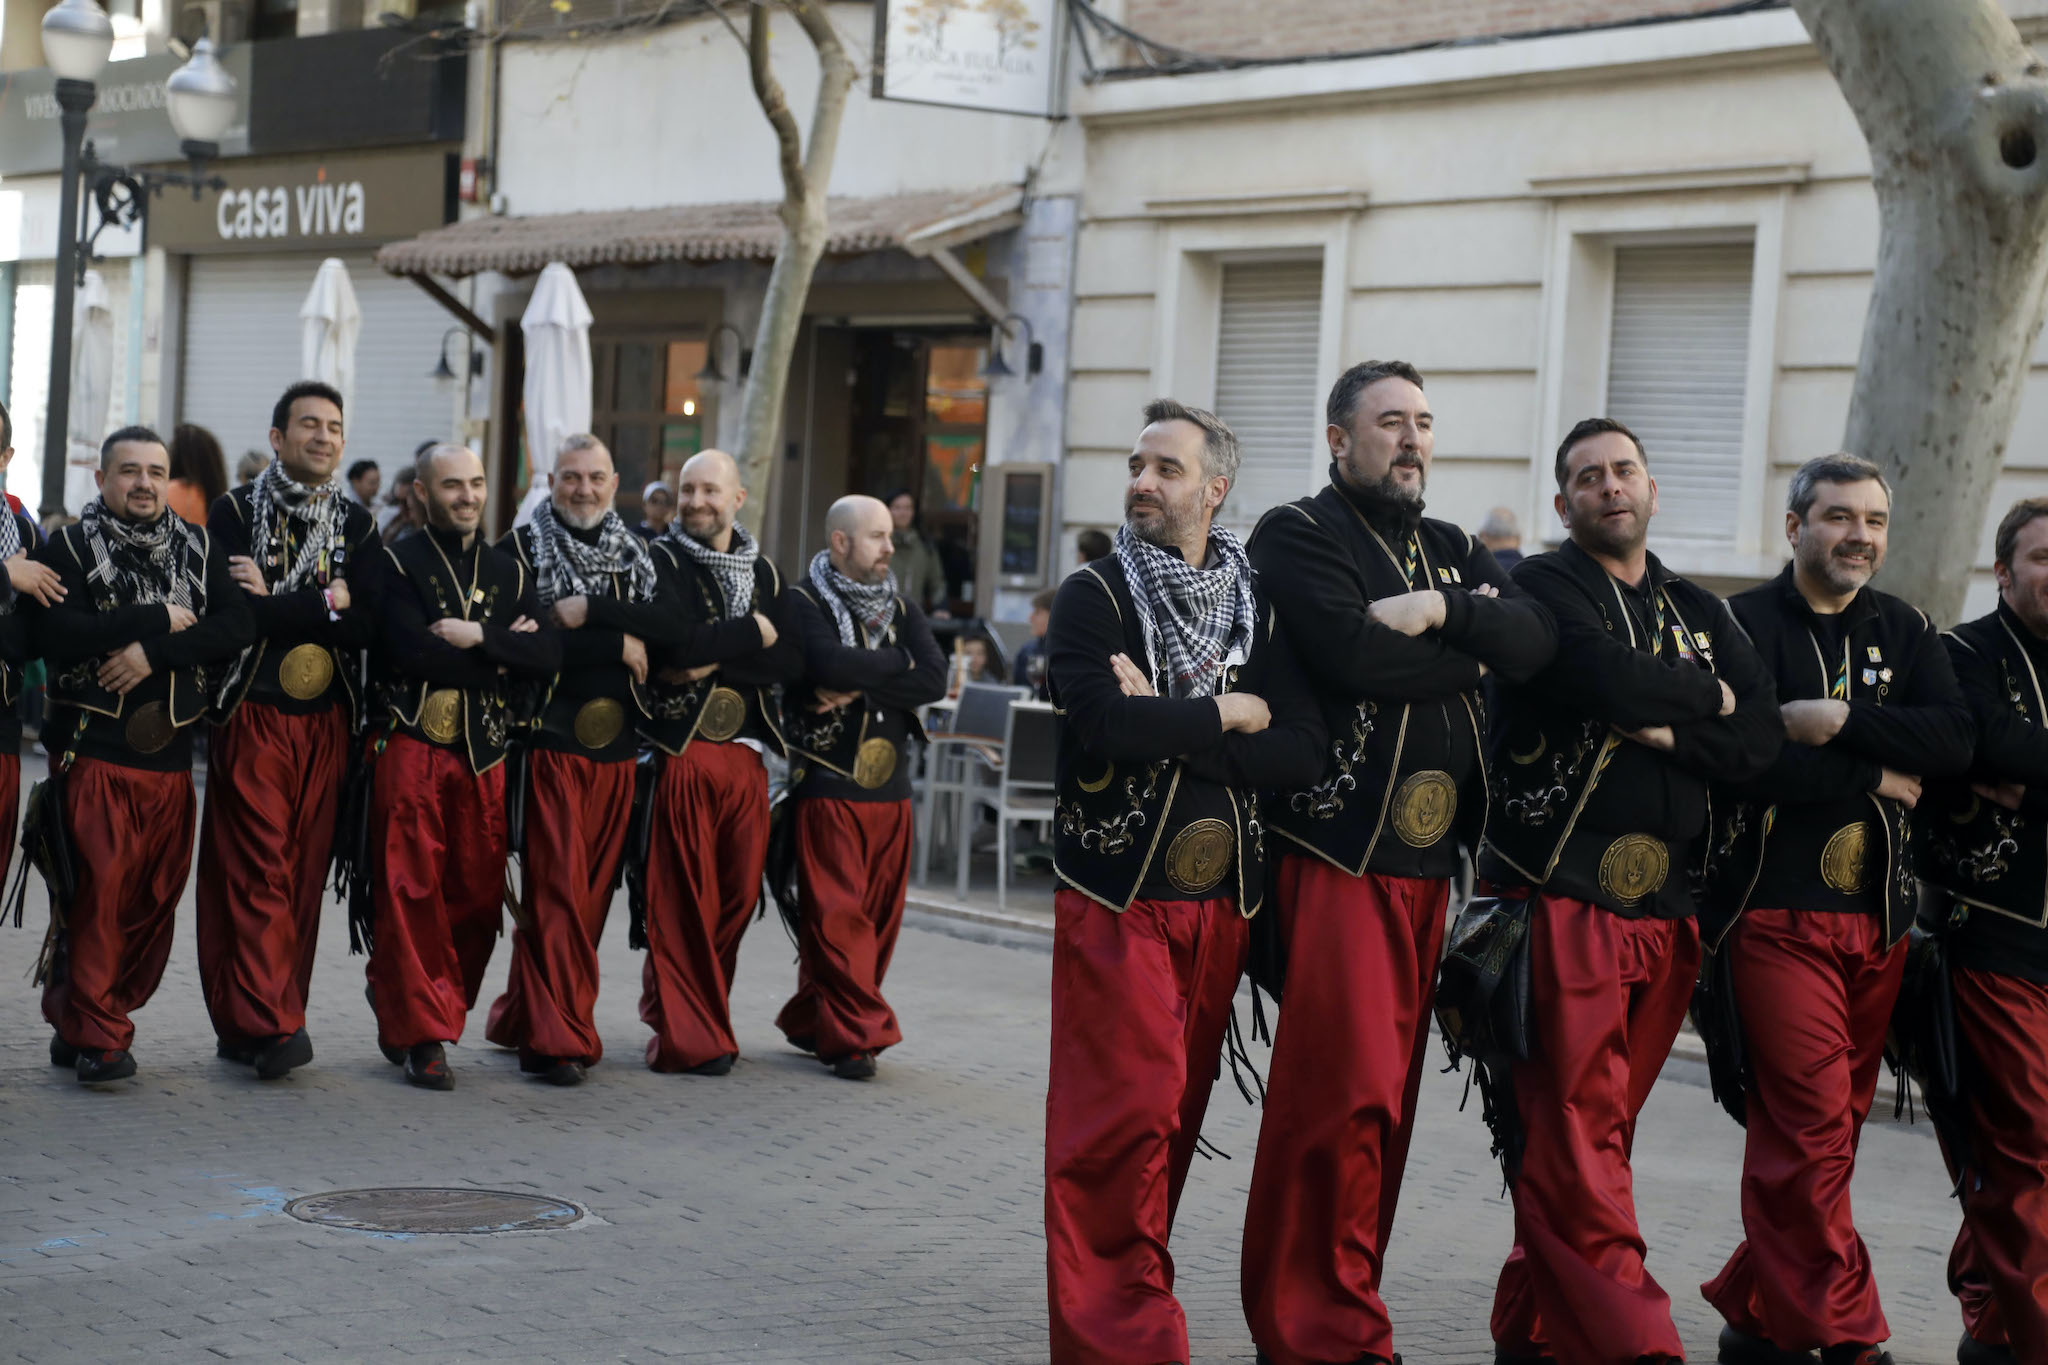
[592,332,713,525]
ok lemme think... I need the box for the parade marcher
[638,449,801,1075]
[1242,361,1557,1365]
[1923,495,2048,1365]
[483,434,659,1086]
[0,400,60,883]
[197,381,379,1079]
[367,443,559,1090]
[1478,418,1781,1365]
[33,426,254,1084]
[778,493,946,1080]
[1044,399,1325,1365]
[1702,454,1972,1365]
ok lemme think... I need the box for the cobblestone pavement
[0,794,1972,1363]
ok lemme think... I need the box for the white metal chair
[964,700,1059,910]
[914,682,1026,888]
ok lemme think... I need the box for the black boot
[75,1049,137,1085]
[1720,1326,1818,1365]
[1820,1347,1893,1365]
[686,1053,736,1076]
[49,1033,79,1068]
[253,1029,313,1080]
[404,1042,454,1091]
[830,1051,877,1080]
[1958,1331,2017,1365]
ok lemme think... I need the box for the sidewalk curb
[906,890,1054,937]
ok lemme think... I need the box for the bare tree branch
[749,4,808,209]
[782,0,858,191]
[700,0,747,49]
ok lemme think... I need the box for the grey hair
[1141,398,1241,491]
[1788,453,1889,521]
[1478,505,1519,540]
[558,432,607,459]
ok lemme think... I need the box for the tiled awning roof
[377,183,1025,278]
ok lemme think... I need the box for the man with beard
[1242,361,1557,1365]
[638,448,800,1075]
[1703,454,1972,1365]
[1043,399,1325,1365]
[198,381,379,1080]
[778,493,946,1080]
[1921,496,2048,1365]
[483,434,660,1086]
[1479,418,1781,1364]
[32,427,253,1084]
[369,443,559,1090]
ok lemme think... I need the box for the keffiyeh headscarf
[218,459,354,701]
[808,549,898,647]
[80,495,206,612]
[1114,521,1256,699]
[529,499,657,609]
[664,519,759,620]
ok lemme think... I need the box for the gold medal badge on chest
[697,686,747,743]
[1165,818,1235,895]
[1820,822,1871,894]
[124,700,176,754]
[419,688,463,745]
[278,643,335,701]
[1391,769,1458,848]
[1598,833,1669,908]
[574,697,626,750]
[853,736,898,789]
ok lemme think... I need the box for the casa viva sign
[147,147,453,254]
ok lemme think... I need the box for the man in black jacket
[1700,454,1972,1365]
[1479,418,1782,1365]
[1922,496,2048,1365]
[1043,399,1324,1365]
[34,427,255,1084]
[1242,360,1557,1365]
[777,493,947,1081]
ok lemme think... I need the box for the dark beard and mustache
[1343,453,1427,506]
[1799,534,1880,592]
[1126,492,1200,548]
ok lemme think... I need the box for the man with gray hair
[1701,451,1973,1365]
[1478,504,1523,569]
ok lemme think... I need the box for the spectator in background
[887,489,946,615]
[637,480,675,540]
[347,459,381,508]
[169,423,230,523]
[235,449,267,486]
[379,466,423,545]
[1074,527,1111,566]
[1012,586,1055,700]
[1478,504,1523,569]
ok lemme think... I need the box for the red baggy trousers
[0,748,20,892]
[42,758,195,1052]
[366,733,508,1050]
[1491,894,1698,1365]
[1701,909,1904,1352]
[641,741,769,1071]
[195,701,346,1046]
[485,748,632,1066]
[1944,965,2048,1358]
[1243,858,1450,1365]
[1045,887,1249,1365]
[775,797,912,1059]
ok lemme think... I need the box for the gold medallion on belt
[853,736,898,789]
[419,688,462,745]
[277,643,334,701]
[1598,833,1669,908]
[697,686,747,743]
[1165,818,1234,895]
[574,697,626,750]
[124,700,176,754]
[1391,769,1458,848]
[1820,822,1871,894]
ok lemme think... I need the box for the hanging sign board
[872,0,1065,120]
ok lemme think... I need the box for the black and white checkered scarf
[664,519,758,620]
[0,505,21,565]
[1114,521,1256,699]
[808,549,898,647]
[529,499,657,609]
[246,458,349,594]
[80,496,206,613]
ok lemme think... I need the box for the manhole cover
[284,1187,583,1234]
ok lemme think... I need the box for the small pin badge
[1862,668,1879,685]
[1880,667,1893,682]
[1438,567,1451,582]
[1867,646,1882,662]
[470,587,485,604]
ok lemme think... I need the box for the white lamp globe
[166,38,237,145]
[40,0,115,84]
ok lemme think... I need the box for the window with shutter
[1604,242,1754,547]
[1212,258,1323,531]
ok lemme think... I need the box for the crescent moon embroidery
[1950,795,1982,825]
[1508,735,1548,765]
[1078,761,1115,794]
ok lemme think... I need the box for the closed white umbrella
[516,261,593,525]
[298,256,361,416]
[62,269,113,513]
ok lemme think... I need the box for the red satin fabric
[366,733,508,1050]
[1701,908,1904,1351]
[641,741,769,1071]
[774,797,912,1059]
[1243,857,1450,1365]
[484,749,632,1066]
[1490,894,1697,1365]
[0,750,20,892]
[41,758,196,1052]
[1944,965,2048,1357]
[1044,887,1248,1365]
[195,702,346,1046]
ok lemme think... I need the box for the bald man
[634,449,803,1073]
[366,444,559,1090]
[484,435,664,1086]
[778,495,947,1079]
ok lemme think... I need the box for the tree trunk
[1793,0,2048,621]
[732,1,858,537]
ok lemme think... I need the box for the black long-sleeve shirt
[786,586,947,802]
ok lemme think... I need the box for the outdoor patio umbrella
[516,261,593,525]
[62,269,113,514]
[298,256,361,418]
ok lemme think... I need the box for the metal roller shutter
[179,253,456,485]
[1212,258,1323,533]
[1604,242,1754,547]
